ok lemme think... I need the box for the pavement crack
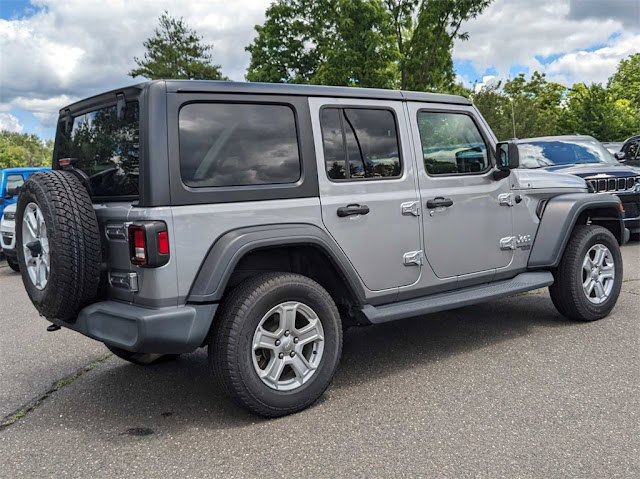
[0,353,112,431]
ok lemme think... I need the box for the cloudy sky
[1,0,639,139]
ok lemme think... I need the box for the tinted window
[179,103,301,187]
[55,102,140,198]
[320,108,346,180]
[418,112,488,175]
[6,174,24,190]
[320,107,401,180]
[518,139,618,169]
[623,138,640,166]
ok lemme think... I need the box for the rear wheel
[549,225,623,321]
[210,272,342,417]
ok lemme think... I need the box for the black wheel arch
[187,224,367,308]
[528,193,625,269]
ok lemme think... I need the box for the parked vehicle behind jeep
[517,135,640,240]
[0,167,49,265]
[1,203,19,271]
[15,81,627,417]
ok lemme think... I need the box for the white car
[0,203,19,272]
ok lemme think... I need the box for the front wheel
[549,225,623,321]
[210,272,342,417]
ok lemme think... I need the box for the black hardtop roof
[60,79,471,114]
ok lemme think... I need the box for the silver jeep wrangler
[16,81,628,417]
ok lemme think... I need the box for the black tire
[16,171,101,321]
[7,257,20,272]
[549,225,623,321]
[106,345,179,365]
[210,272,342,417]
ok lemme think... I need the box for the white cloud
[0,1,271,103]
[453,0,638,85]
[546,32,640,85]
[0,113,24,133]
[1,0,638,137]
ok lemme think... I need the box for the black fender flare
[528,193,624,269]
[187,223,366,304]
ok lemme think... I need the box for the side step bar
[357,272,554,324]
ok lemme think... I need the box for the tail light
[127,222,170,267]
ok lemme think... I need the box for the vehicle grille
[623,201,640,219]
[587,176,638,192]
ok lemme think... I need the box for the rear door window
[179,103,301,187]
[320,107,401,180]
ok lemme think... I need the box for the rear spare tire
[16,170,101,321]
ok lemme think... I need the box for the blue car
[1,167,50,220]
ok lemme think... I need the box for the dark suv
[517,135,640,240]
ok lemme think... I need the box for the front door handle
[426,197,453,209]
[337,204,370,217]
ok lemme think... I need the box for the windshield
[518,139,618,169]
[55,101,140,199]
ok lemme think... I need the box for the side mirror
[496,141,520,170]
[5,186,20,198]
[614,152,626,162]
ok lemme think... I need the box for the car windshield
[518,139,618,169]
[55,101,140,199]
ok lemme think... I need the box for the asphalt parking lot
[0,243,638,478]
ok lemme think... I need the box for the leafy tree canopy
[0,131,53,169]
[130,11,227,80]
[607,52,640,108]
[246,0,492,90]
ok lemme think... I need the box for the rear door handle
[426,197,453,209]
[337,204,370,217]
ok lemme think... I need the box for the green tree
[607,52,640,108]
[0,131,53,169]
[246,0,492,90]
[470,72,566,140]
[401,0,491,91]
[130,11,227,80]
[559,83,639,141]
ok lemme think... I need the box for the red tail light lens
[129,225,147,265]
[157,231,169,255]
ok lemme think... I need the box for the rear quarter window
[179,103,301,187]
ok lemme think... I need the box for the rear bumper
[52,301,218,354]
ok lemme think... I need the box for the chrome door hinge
[500,236,517,250]
[498,193,514,207]
[401,201,421,216]
[403,250,424,266]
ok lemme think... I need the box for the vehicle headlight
[4,212,15,221]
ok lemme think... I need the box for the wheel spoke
[24,214,38,240]
[278,303,298,332]
[290,353,314,379]
[594,280,606,299]
[582,255,594,272]
[586,279,596,295]
[261,356,286,387]
[296,319,323,345]
[593,246,606,268]
[253,327,278,351]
